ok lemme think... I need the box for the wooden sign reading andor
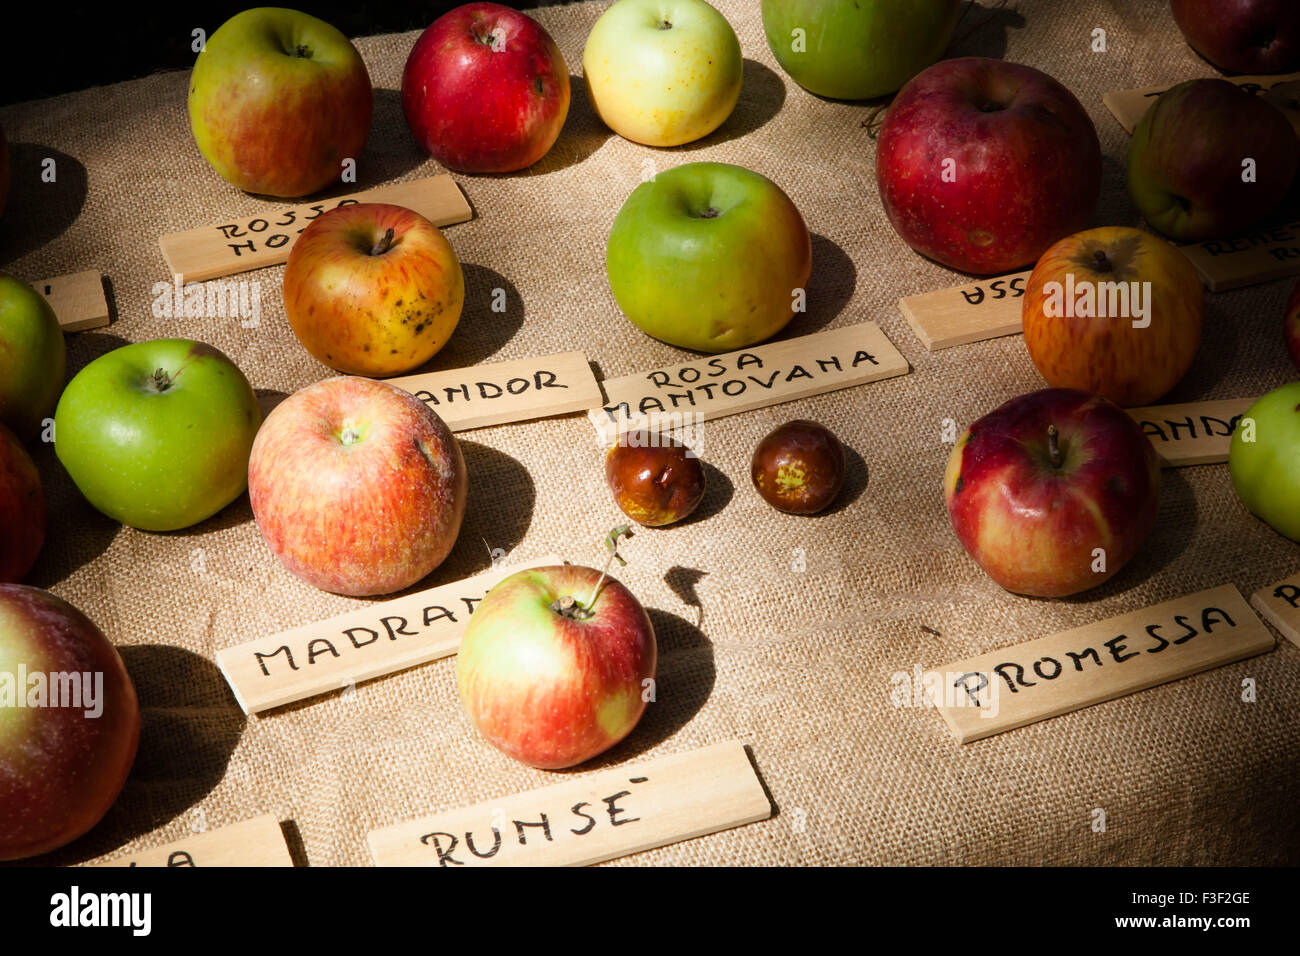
[367,741,771,867]
[217,556,562,714]
[386,351,602,432]
[898,271,1029,350]
[159,175,473,283]
[93,814,293,867]
[1126,397,1253,466]
[931,584,1274,743]
[34,270,110,332]
[588,322,909,443]
[1102,72,1300,134]
[1250,571,1300,649]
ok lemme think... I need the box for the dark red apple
[0,424,45,583]
[402,2,570,173]
[752,420,846,514]
[944,388,1161,598]
[1171,0,1300,74]
[0,585,140,860]
[877,57,1101,276]
[605,435,706,527]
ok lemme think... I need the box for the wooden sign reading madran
[898,271,1029,350]
[1250,571,1300,648]
[217,556,562,714]
[1102,72,1300,134]
[1126,397,1254,466]
[93,815,293,867]
[367,741,771,867]
[588,322,909,443]
[932,584,1274,743]
[159,175,472,283]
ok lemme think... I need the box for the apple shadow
[1163,296,1242,402]
[357,88,431,189]
[407,263,525,371]
[0,145,88,267]
[945,1,1026,62]
[775,233,857,340]
[279,819,311,867]
[30,644,246,867]
[680,59,787,150]
[818,443,870,516]
[673,461,735,529]
[524,74,616,176]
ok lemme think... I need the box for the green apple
[761,0,962,100]
[54,339,261,531]
[583,0,742,147]
[0,274,65,441]
[607,162,811,352]
[1229,382,1300,542]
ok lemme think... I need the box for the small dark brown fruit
[751,419,846,515]
[605,434,706,527]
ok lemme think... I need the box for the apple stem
[371,228,396,256]
[579,524,633,613]
[151,368,173,393]
[1093,249,1112,273]
[1047,424,1063,469]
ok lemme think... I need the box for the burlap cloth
[3,0,1298,867]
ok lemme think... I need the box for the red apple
[1171,0,1300,75]
[877,57,1101,276]
[457,561,656,769]
[1285,279,1300,370]
[604,435,706,527]
[248,376,468,596]
[283,202,465,377]
[944,388,1161,598]
[0,585,140,861]
[402,2,570,173]
[751,420,846,515]
[1022,226,1205,407]
[0,424,45,583]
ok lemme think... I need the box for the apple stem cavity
[1047,424,1063,470]
[371,228,397,257]
[295,44,312,58]
[150,368,174,393]
[658,19,673,30]
[1093,249,1113,273]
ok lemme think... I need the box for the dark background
[3,2,574,107]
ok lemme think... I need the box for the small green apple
[54,339,262,531]
[0,274,65,441]
[606,162,811,353]
[1230,382,1300,542]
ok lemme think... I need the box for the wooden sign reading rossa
[898,270,1029,350]
[386,351,602,432]
[932,584,1274,743]
[159,175,473,283]
[588,322,909,443]
[216,556,563,714]
[93,814,293,867]
[1126,397,1254,466]
[34,270,110,332]
[367,741,771,867]
[1102,71,1300,134]
[1250,571,1300,649]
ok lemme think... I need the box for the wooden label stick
[1103,72,1300,134]
[1126,397,1253,466]
[898,271,1029,350]
[217,555,563,714]
[33,270,110,332]
[386,351,602,432]
[1250,572,1300,648]
[92,814,293,867]
[587,322,909,444]
[931,584,1274,743]
[159,175,472,283]
[367,740,771,867]
[1178,220,1300,292]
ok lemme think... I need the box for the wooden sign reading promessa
[217,556,562,714]
[587,322,909,443]
[386,351,602,432]
[1126,397,1253,466]
[34,270,109,332]
[931,584,1274,743]
[898,271,1029,350]
[1178,219,1300,292]
[159,175,473,283]
[1250,571,1300,648]
[1102,72,1300,134]
[367,741,771,867]
[92,814,293,867]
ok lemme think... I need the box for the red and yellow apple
[944,388,1161,598]
[1171,0,1300,75]
[1022,226,1204,407]
[605,435,706,527]
[0,425,44,584]
[248,376,467,596]
[283,202,464,377]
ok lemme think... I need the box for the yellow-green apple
[0,424,44,583]
[54,339,261,531]
[248,376,467,596]
[944,388,1161,598]
[877,57,1102,276]
[457,561,656,769]
[0,585,139,861]
[761,0,961,100]
[1022,226,1204,407]
[188,7,372,197]
[605,435,706,526]
[283,202,464,377]
[1229,382,1300,541]
[1172,0,1300,74]
[607,161,811,352]
[1285,279,1300,369]
[583,0,742,147]
[0,274,65,441]
[402,2,570,173]
[1128,79,1299,242]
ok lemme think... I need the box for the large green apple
[54,339,261,531]
[0,274,65,441]
[761,0,962,100]
[606,162,811,353]
[1229,382,1300,541]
